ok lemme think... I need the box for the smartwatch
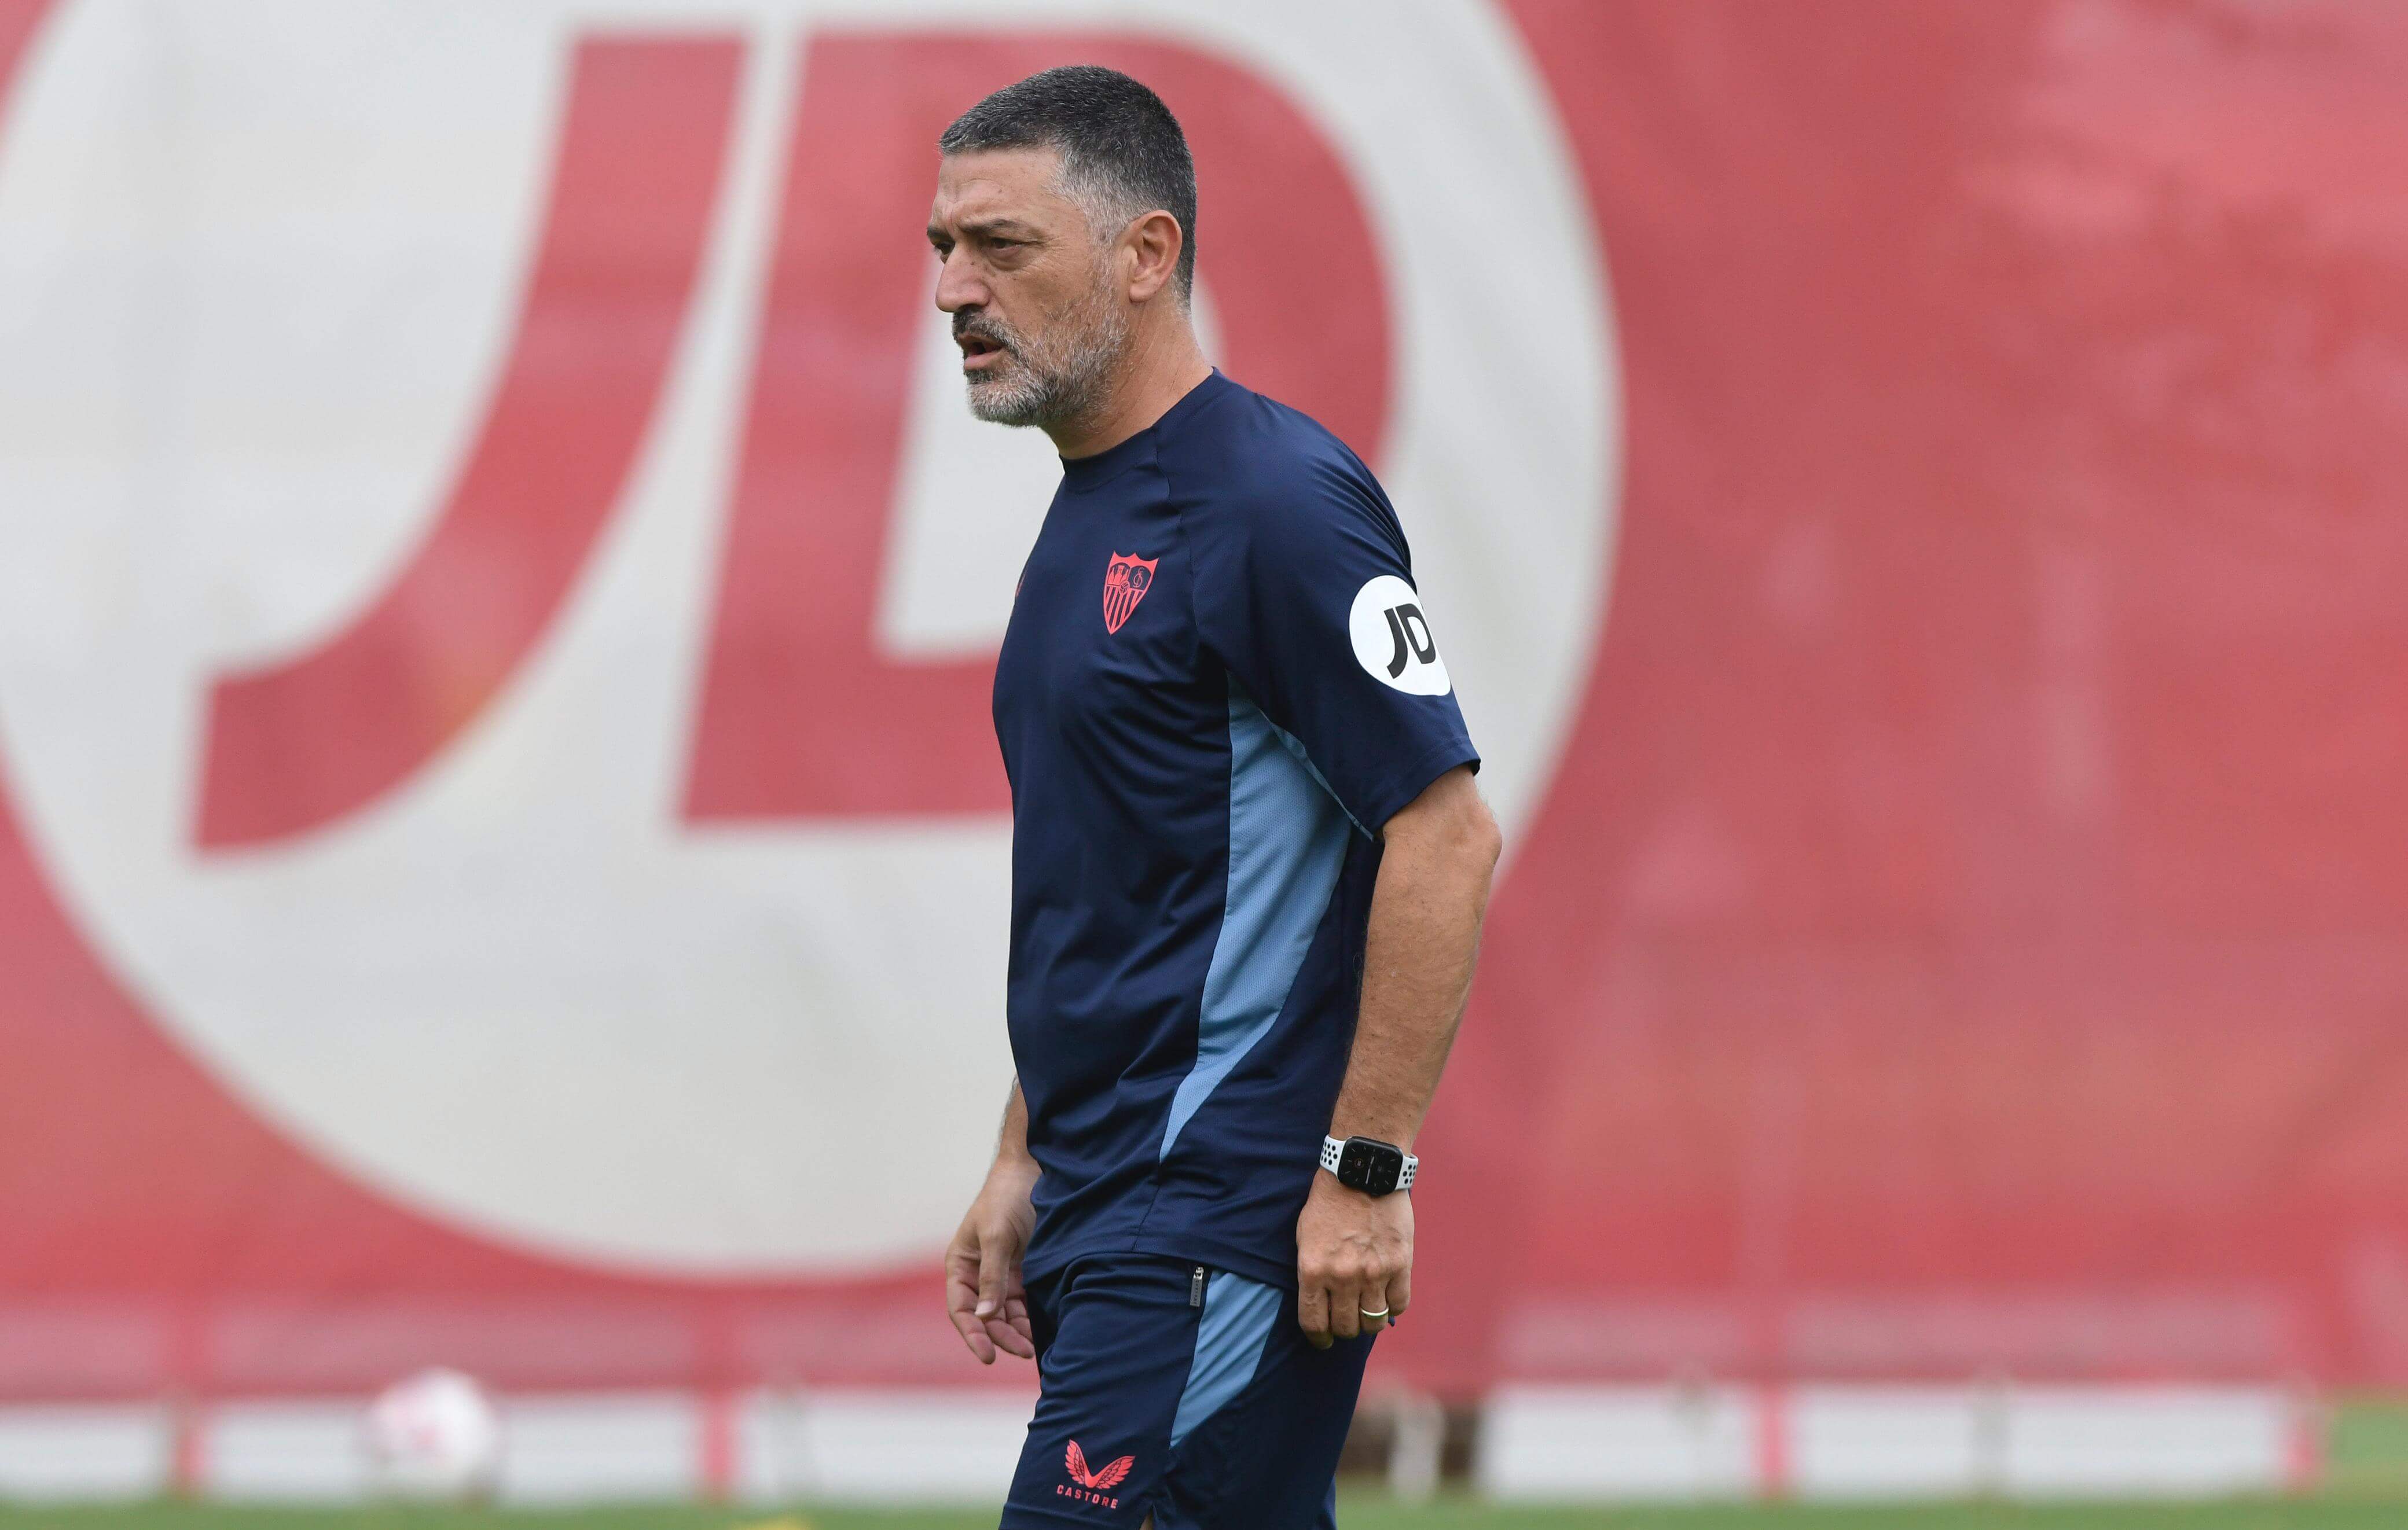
[1319,1135,1418,1197]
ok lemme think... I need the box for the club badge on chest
[1103,553,1160,634]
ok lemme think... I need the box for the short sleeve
[1190,453,1480,833]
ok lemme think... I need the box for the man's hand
[1295,1169,1412,1349]
[945,1155,1040,1364]
[1294,766,1492,1349]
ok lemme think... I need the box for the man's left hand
[1294,1169,1412,1349]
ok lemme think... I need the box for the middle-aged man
[933,67,1502,1527]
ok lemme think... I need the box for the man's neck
[1049,315,1213,461]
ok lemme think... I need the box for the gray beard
[965,285,1128,431]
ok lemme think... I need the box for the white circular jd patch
[1348,575,1452,696]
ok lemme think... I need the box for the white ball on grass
[364,1366,501,1500]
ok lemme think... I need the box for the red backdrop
[3,0,2406,1402]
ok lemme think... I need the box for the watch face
[1341,1138,1402,1196]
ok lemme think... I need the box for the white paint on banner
[1477,1384,1756,1500]
[1789,1386,1990,1499]
[204,1401,373,1501]
[499,1392,702,1504]
[1479,1384,2303,1502]
[0,1406,171,1501]
[737,1387,1037,1503]
[2001,1386,2293,1498]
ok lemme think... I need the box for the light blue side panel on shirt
[1159,687,1351,1160]
[1170,1270,1284,1450]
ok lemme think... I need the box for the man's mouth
[959,333,1007,373]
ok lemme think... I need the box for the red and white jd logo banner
[0,0,1614,1274]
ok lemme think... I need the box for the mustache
[952,312,1017,353]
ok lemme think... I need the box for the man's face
[928,146,1127,429]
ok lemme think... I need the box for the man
[933,67,1501,1527]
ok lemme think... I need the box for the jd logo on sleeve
[1348,574,1453,695]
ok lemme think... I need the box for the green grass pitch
[6,1498,2408,1530]
[3,1400,2405,1530]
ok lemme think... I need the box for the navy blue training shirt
[993,370,1480,1293]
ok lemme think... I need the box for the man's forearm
[998,1077,1033,1168]
[1326,767,1500,1151]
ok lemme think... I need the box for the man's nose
[934,248,986,314]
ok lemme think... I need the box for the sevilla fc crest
[1103,553,1159,634]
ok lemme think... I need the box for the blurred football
[364,1367,501,1500]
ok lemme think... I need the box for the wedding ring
[1360,1306,1390,1319]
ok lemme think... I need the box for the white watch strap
[1320,1135,1417,1191]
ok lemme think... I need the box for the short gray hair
[938,65,1197,297]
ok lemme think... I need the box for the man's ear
[1123,209,1185,303]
